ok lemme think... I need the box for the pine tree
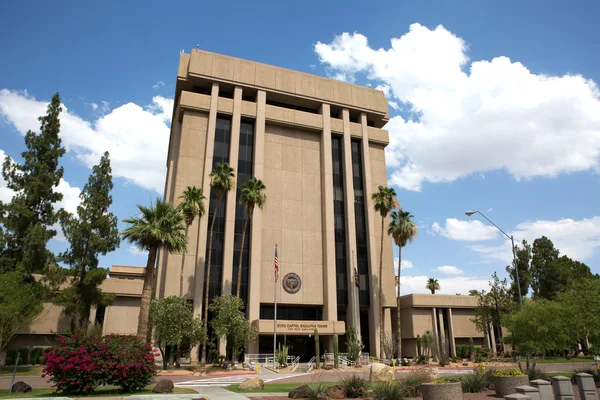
[55,152,120,328]
[0,93,66,274]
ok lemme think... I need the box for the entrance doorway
[258,335,323,362]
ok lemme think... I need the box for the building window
[351,140,370,306]
[205,116,232,301]
[232,119,254,305]
[332,136,348,306]
[260,305,323,321]
[95,305,106,329]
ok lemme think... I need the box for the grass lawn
[226,382,336,393]
[545,372,575,378]
[536,357,596,364]
[0,366,44,376]
[0,387,195,398]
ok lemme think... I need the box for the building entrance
[258,335,324,362]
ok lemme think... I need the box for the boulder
[370,362,395,381]
[289,384,310,398]
[326,385,345,399]
[11,381,32,393]
[238,377,265,391]
[152,379,174,393]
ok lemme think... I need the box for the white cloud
[152,80,165,90]
[315,24,600,191]
[0,89,172,193]
[393,258,414,274]
[127,245,147,257]
[432,218,498,241]
[89,103,99,111]
[435,265,464,275]
[400,274,490,295]
[470,216,600,262]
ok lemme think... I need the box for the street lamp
[465,210,529,368]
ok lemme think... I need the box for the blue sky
[1,0,599,295]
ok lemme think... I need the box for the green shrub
[398,368,434,396]
[571,367,599,384]
[305,382,329,400]
[30,348,43,365]
[460,367,489,392]
[17,348,29,365]
[5,349,17,365]
[518,361,546,381]
[38,356,47,365]
[371,381,407,400]
[339,374,367,398]
[456,344,471,359]
[493,368,524,377]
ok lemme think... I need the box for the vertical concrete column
[221,86,243,295]
[341,109,360,339]
[438,309,446,352]
[529,379,553,400]
[575,373,598,399]
[246,90,266,354]
[447,308,457,357]
[192,82,219,331]
[432,307,438,334]
[319,104,337,323]
[551,376,575,399]
[360,112,383,358]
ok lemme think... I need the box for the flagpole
[273,242,278,369]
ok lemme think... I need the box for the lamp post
[465,210,530,369]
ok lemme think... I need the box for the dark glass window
[95,305,105,328]
[260,305,323,321]
[332,136,348,306]
[206,116,232,301]
[232,119,255,305]
[351,140,370,306]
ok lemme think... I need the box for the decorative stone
[152,379,174,393]
[238,377,265,391]
[421,382,462,400]
[515,385,541,400]
[11,381,32,393]
[575,373,599,400]
[288,384,310,399]
[551,376,575,399]
[369,362,395,381]
[504,394,531,400]
[530,379,553,400]
[326,385,345,399]
[494,376,530,397]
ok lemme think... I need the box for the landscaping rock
[239,377,265,390]
[289,384,310,398]
[370,362,394,381]
[152,379,174,393]
[326,385,345,399]
[11,381,32,393]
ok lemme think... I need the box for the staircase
[294,362,311,373]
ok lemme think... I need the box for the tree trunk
[0,349,6,372]
[379,215,385,360]
[180,225,190,296]
[137,247,158,340]
[201,198,221,364]
[236,216,249,298]
[396,245,402,359]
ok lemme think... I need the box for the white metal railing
[291,356,300,371]
[307,356,316,372]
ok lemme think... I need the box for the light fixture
[464,210,477,216]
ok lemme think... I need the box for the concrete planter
[421,382,462,400]
[494,375,529,397]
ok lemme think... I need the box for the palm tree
[122,199,187,340]
[371,185,398,359]
[177,186,206,297]
[426,278,440,294]
[236,177,266,298]
[388,209,418,359]
[201,162,235,364]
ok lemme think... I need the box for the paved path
[175,372,311,388]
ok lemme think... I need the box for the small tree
[346,327,364,366]
[333,334,339,369]
[209,294,257,363]
[416,334,422,358]
[0,272,43,370]
[177,186,206,297]
[426,278,440,294]
[149,296,207,369]
[314,329,320,369]
[422,330,433,359]
[382,332,399,361]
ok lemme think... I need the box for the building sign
[277,322,329,332]
[254,319,346,335]
[282,273,301,294]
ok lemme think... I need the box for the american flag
[354,266,359,288]
[274,243,279,281]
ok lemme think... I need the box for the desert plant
[371,380,407,400]
[460,366,490,393]
[346,327,363,365]
[422,330,433,358]
[305,382,329,400]
[340,374,368,398]
[314,329,320,369]
[333,334,339,369]
[518,360,546,380]
[383,331,399,361]
[398,367,434,396]
[571,367,600,383]
[276,340,289,368]
[416,334,422,357]
[432,331,450,366]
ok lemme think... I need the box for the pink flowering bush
[42,330,156,394]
